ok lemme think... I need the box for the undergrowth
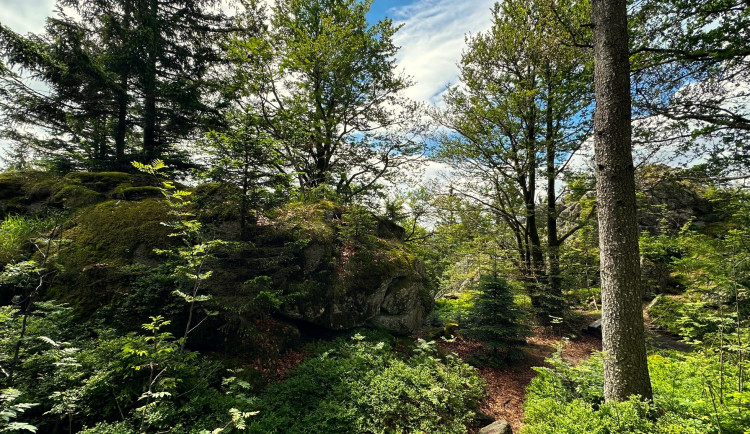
[523,348,750,433]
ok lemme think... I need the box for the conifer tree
[0,0,230,169]
[464,272,527,354]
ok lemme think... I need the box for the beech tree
[434,0,592,321]
[228,0,424,200]
[592,0,653,401]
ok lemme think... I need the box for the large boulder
[1,173,433,339]
[268,202,433,334]
[280,240,432,333]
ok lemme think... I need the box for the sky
[0,0,497,106]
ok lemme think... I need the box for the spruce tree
[0,0,230,170]
[464,274,527,354]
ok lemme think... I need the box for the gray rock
[478,419,512,434]
[302,243,328,274]
[280,253,432,334]
[586,318,602,337]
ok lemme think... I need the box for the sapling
[133,160,222,349]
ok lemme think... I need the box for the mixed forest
[0,0,749,432]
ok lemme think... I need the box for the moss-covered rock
[46,199,174,315]
[62,172,132,193]
[53,184,102,209]
[62,198,172,268]
[2,171,433,338]
[0,171,162,217]
[270,202,433,334]
[0,171,59,216]
[118,186,163,201]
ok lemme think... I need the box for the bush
[523,349,750,433]
[248,332,484,433]
[0,303,257,433]
[428,291,477,327]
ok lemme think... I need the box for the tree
[463,272,527,358]
[629,0,750,177]
[201,110,290,240]
[434,0,592,321]
[0,16,126,170]
[229,0,424,201]
[0,0,230,169]
[591,0,653,401]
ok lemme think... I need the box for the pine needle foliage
[463,274,528,353]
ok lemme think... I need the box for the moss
[270,201,343,243]
[61,198,172,268]
[119,186,163,201]
[53,185,102,209]
[63,172,132,193]
[0,172,61,217]
[379,240,418,269]
[46,198,175,316]
[1,171,165,217]
[0,174,24,200]
[191,182,241,222]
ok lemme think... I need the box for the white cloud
[0,0,55,34]
[389,0,495,106]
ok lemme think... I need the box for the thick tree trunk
[592,0,653,401]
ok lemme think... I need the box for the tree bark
[592,0,653,401]
[115,74,129,163]
[545,83,562,312]
[523,102,546,311]
[142,0,159,160]
[114,1,132,165]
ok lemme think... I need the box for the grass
[0,214,58,264]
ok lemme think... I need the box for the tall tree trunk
[545,83,563,315]
[142,0,158,160]
[115,75,129,163]
[115,1,131,165]
[592,0,652,401]
[525,105,547,316]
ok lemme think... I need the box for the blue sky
[0,0,497,105]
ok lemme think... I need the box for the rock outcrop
[264,201,433,334]
[1,173,433,337]
[280,239,432,333]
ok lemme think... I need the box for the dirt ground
[437,325,603,433]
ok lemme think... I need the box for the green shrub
[647,294,685,335]
[523,349,750,433]
[0,302,257,433]
[428,291,477,326]
[248,332,484,433]
[565,286,601,309]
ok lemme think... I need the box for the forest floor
[437,310,693,433]
[437,313,603,433]
[262,311,689,433]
